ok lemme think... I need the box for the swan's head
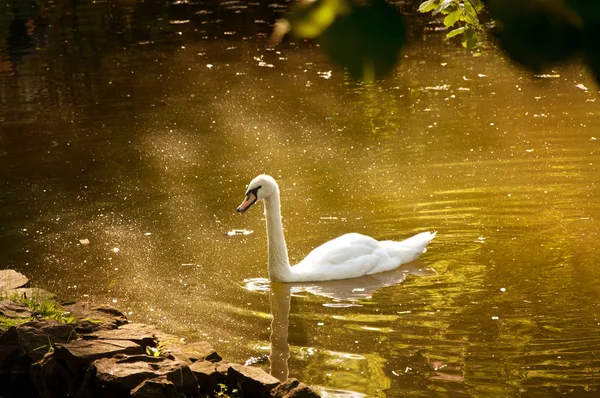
[237,174,278,214]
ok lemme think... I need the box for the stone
[131,377,179,398]
[163,361,199,396]
[64,302,127,333]
[0,273,322,398]
[83,355,198,398]
[0,319,76,364]
[30,354,74,398]
[189,359,217,394]
[0,299,33,319]
[0,319,76,398]
[88,356,160,397]
[54,338,142,374]
[167,340,222,363]
[215,360,233,384]
[85,323,170,347]
[227,363,280,398]
[0,270,29,291]
[271,378,321,398]
[14,287,57,302]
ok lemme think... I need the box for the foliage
[146,345,161,357]
[0,290,75,326]
[33,336,57,354]
[279,0,600,84]
[215,383,240,398]
[418,0,485,49]
[483,0,600,80]
[422,0,600,81]
[145,340,168,357]
[274,0,407,81]
[0,290,76,354]
[0,315,29,329]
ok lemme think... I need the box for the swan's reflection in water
[269,282,291,381]
[244,260,436,383]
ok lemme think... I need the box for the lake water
[2,1,600,396]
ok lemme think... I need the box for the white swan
[237,175,436,282]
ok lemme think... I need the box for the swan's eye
[245,185,262,198]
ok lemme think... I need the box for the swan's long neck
[263,189,293,282]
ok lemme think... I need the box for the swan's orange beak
[237,193,257,214]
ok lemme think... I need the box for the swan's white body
[237,175,435,283]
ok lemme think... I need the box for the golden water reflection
[1,17,600,396]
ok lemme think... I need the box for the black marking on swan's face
[237,185,262,214]
[245,185,261,198]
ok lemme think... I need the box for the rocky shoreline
[0,270,319,398]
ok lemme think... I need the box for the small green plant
[0,289,75,328]
[32,336,56,354]
[216,383,228,397]
[419,0,485,49]
[215,383,240,398]
[145,346,160,357]
[80,318,103,325]
[33,299,74,323]
[0,316,29,329]
[145,340,167,357]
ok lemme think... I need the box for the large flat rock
[0,300,33,319]
[189,360,217,394]
[63,302,127,332]
[0,319,77,397]
[54,339,142,374]
[271,378,321,398]
[0,270,29,291]
[85,323,171,347]
[167,340,222,363]
[87,355,198,398]
[0,319,76,364]
[13,287,57,302]
[131,377,179,398]
[92,356,160,392]
[227,363,280,398]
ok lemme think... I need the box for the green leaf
[459,3,479,25]
[466,0,484,12]
[433,0,455,16]
[447,26,467,38]
[463,1,476,15]
[145,346,160,357]
[289,0,349,39]
[461,27,479,49]
[443,9,461,27]
[418,0,440,13]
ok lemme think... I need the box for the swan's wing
[291,234,385,281]
[299,233,379,265]
[290,232,436,282]
[302,231,435,265]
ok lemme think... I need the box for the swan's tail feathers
[378,231,436,266]
[399,231,437,253]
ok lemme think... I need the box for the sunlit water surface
[1,1,600,396]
